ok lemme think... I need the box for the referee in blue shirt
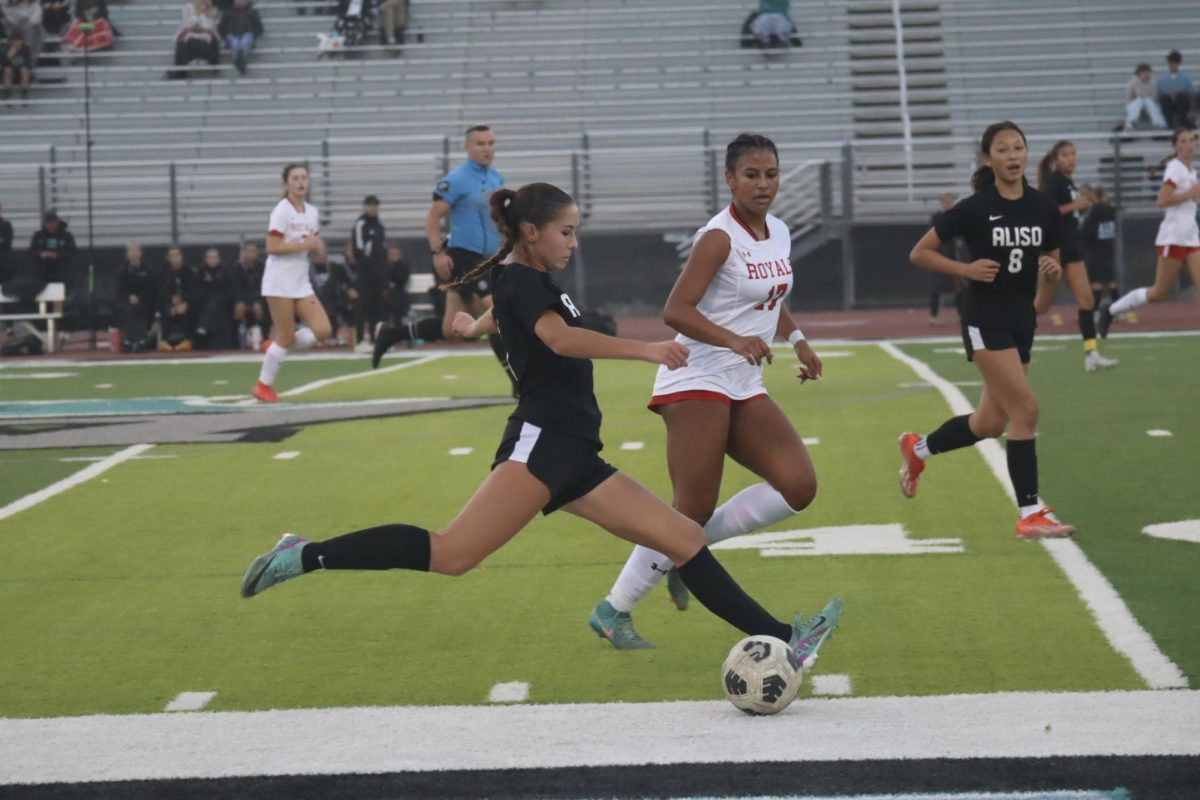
[372,125,514,392]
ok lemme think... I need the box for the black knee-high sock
[1006,438,1039,508]
[1109,287,1120,304]
[1093,289,1103,309]
[929,292,940,318]
[396,317,444,343]
[300,524,431,573]
[926,414,982,455]
[1078,308,1097,342]
[676,547,792,641]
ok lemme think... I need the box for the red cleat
[898,432,925,498]
[1015,508,1076,539]
[261,338,273,354]
[252,381,279,403]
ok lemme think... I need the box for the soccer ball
[721,635,799,715]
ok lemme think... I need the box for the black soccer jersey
[1043,171,1082,241]
[934,183,1062,329]
[491,263,602,444]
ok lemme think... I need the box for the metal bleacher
[0,0,1195,246]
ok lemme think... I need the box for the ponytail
[441,183,574,292]
[1037,140,1072,191]
[971,166,995,193]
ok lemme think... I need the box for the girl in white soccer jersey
[589,133,842,651]
[252,163,333,402]
[1100,128,1200,336]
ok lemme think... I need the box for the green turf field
[0,338,1194,718]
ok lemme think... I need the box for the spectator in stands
[28,208,75,283]
[115,241,159,352]
[3,0,43,64]
[159,245,195,350]
[350,194,387,349]
[746,0,800,49]
[193,246,234,349]
[1124,63,1168,130]
[61,0,114,54]
[375,0,406,48]
[1,29,34,102]
[383,243,410,325]
[233,240,268,350]
[40,0,69,35]
[217,0,262,76]
[173,0,220,74]
[1158,50,1195,130]
[0,201,14,283]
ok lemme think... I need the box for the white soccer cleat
[1084,350,1119,372]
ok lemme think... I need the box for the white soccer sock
[703,482,799,546]
[604,482,799,613]
[293,327,318,350]
[606,545,673,613]
[258,342,288,386]
[1109,287,1148,316]
[914,437,932,460]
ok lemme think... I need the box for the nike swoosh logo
[989,215,1003,221]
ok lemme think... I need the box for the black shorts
[1060,234,1083,265]
[492,418,616,514]
[448,247,493,300]
[1085,251,1115,283]
[961,323,1035,364]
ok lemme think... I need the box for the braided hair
[725,132,779,173]
[441,182,575,291]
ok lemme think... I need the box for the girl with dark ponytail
[241,181,833,675]
[1037,140,1118,371]
[899,121,1078,540]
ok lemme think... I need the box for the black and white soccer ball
[721,635,799,715]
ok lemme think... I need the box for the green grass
[1,339,1190,718]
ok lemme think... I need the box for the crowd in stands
[172,0,261,76]
[1,0,115,103]
[1124,50,1197,131]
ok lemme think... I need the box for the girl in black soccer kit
[897,121,1077,539]
[1036,141,1118,372]
[241,182,840,670]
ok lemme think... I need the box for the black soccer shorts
[961,323,1035,364]
[492,418,616,514]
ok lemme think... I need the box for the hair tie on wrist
[787,329,806,345]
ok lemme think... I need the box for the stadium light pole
[79,21,97,350]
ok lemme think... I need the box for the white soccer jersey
[262,198,320,298]
[651,205,794,400]
[1155,158,1200,247]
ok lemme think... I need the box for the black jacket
[351,213,388,282]
[28,223,77,283]
[117,261,160,311]
[0,216,13,283]
[218,4,263,38]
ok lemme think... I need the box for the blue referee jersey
[433,160,504,256]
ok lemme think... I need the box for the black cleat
[371,322,401,369]
[1097,305,1114,339]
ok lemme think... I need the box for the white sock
[293,327,318,350]
[604,482,799,613]
[258,342,288,385]
[1109,287,1148,316]
[914,437,932,460]
[703,482,799,545]
[606,545,673,613]
[1019,503,1043,519]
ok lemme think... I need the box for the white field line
[810,674,852,696]
[1,690,1197,784]
[487,682,530,703]
[1146,429,1173,437]
[272,452,301,460]
[878,342,1187,690]
[59,454,177,463]
[619,441,644,450]
[448,447,473,456]
[278,354,442,399]
[164,692,216,712]
[0,444,154,523]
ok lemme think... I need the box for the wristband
[787,329,806,346]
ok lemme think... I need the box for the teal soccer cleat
[589,600,655,650]
[240,533,309,598]
[789,597,843,671]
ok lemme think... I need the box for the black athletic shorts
[448,247,493,300]
[492,418,616,514]
[961,322,1035,364]
[1085,251,1115,283]
[1059,233,1083,265]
